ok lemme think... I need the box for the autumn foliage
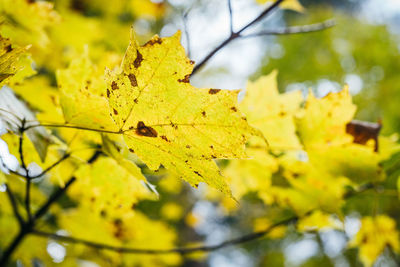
[0,0,399,267]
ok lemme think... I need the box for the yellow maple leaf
[256,0,305,12]
[240,70,303,150]
[104,30,255,196]
[350,216,400,267]
[68,157,155,217]
[0,0,59,48]
[0,35,32,85]
[296,87,356,149]
[57,49,119,131]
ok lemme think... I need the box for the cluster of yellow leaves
[350,215,400,266]
[53,207,181,266]
[225,70,398,216]
[57,30,255,196]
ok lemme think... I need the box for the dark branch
[192,0,285,75]
[18,120,28,177]
[182,10,192,58]
[33,177,76,221]
[25,178,32,221]
[241,19,336,38]
[32,215,297,255]
[227,0,234,34]
[5,184,24,226]
[29,153,71,180]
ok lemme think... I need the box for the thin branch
[33,177,76,221]
[18,120,28,177]
[5,184,24,226]
[227,0,234,34]
[241,19,336,38]
[25,178,32,221]
[18,120,33,221]
[192,0,285,74]
[32,215,297,255]
[29,153,71,180]
[182,10,192,58]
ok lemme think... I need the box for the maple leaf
[58,30,255,196]
[0,35,28,85]
[240,70,303,150]
[105,30,254,196]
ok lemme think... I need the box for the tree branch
[25,178,32,221]
[5,184,24,227]
[241,19,336,38]
[32,215,297,255]
[227,0,234,34]
[29,153,70,180]
[192,0,285,75]
[0,149,101,265]
[33,177,76,221]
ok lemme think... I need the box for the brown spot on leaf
[134,98,138,103]
[107,89,110,98]
[5,44,12,52]
[129,148,134,153]
[128,73,138,87]
[194,171,203,177]
[111,81,119,90]
[209,89,221,94]
[134,50,143,68]
[230,107,237,112]
[178,74,190,83]
[113,108,118,115]
[186,145,191,149]
[190,60,195,65]
[144,37,162,46]
[161,135,170,142]
[210,145,214,149]
[201,111,206,117]
[136,121,158,137]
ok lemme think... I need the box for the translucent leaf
[103,30,256,196]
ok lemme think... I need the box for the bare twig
[29,153,71,180]
[25,178,32,221]
[5,184,24,226]
[18,119,33,222]
[192,0,285,74]
[241,19,336,38]
[32,215,297,255]
[33,177,76,221]
[182,10,192,58]
[227,0,234,34]
[18,120,28,177]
